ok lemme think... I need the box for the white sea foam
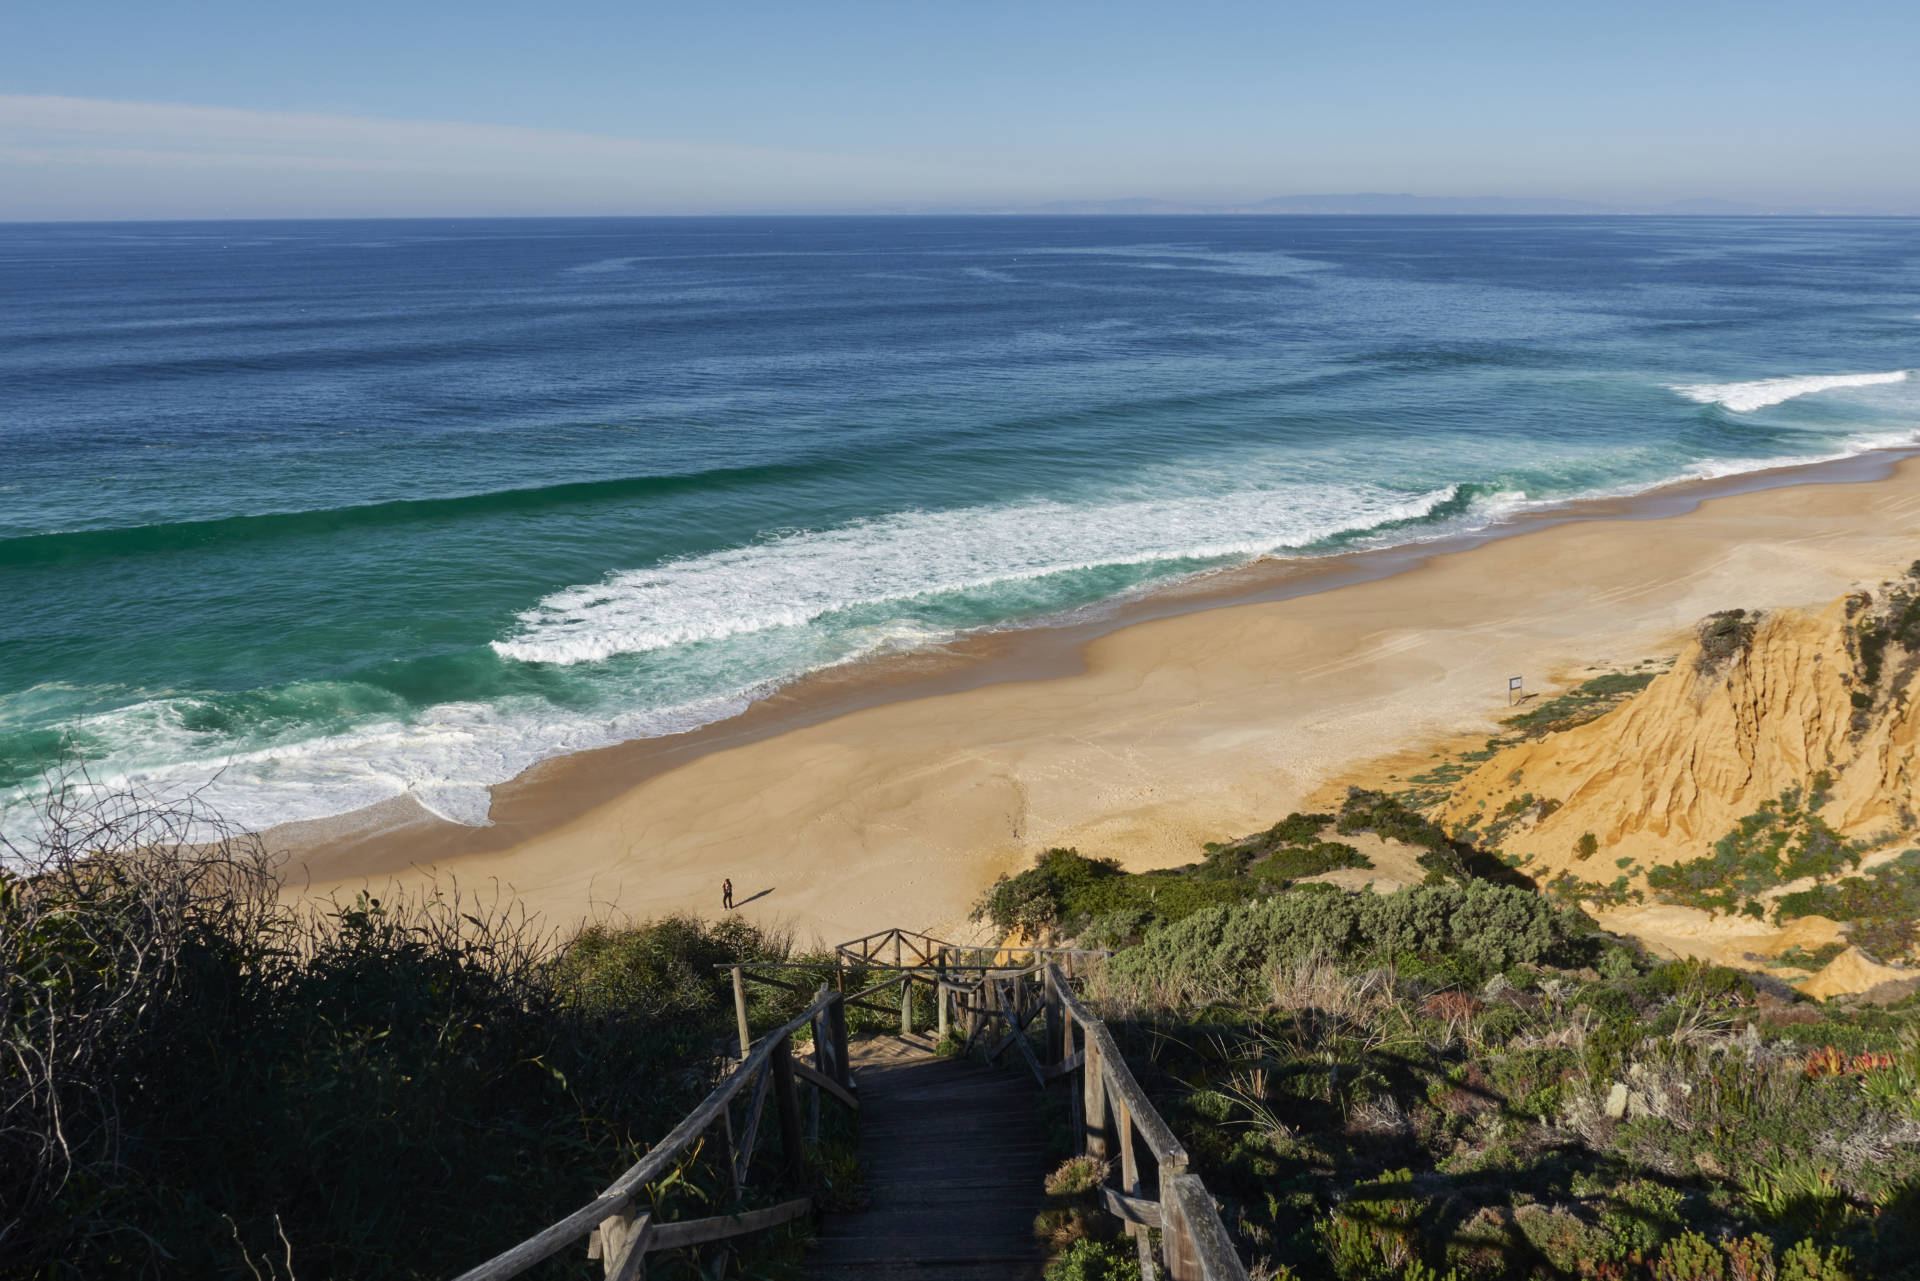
[0,686,762,846]
[491,483,1460,666]
[1670,370,1909,413]
[1678,431,1920,482]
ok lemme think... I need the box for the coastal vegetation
[990,849,1920,1281]
[0,774,884,1280]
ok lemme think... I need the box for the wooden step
[804,1036,1051,1279]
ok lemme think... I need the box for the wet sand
[281,449,1920,944]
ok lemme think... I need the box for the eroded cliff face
[1438,589,1920,885]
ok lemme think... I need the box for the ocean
[3,215,1918,839]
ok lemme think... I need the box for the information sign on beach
[1508,675,1523,705]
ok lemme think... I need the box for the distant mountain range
[914,193,1907,217]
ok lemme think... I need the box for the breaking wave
[1670,370,1908,414]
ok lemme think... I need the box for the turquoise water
[3,216,1917,835]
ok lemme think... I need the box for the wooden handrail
[1036,962,1244,1281]
[1051,970,1189,1172]
[453,987,847,1281]
[451,934,1235,1281]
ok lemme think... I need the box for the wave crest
[1671,370,1908,413]
[492,483,1465,666]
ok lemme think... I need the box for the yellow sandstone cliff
[1438,591,1920,884]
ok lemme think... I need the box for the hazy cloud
[0,95,1010,218]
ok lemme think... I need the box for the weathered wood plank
[808,1034,1047,1281]
[1083,1033,1108,1162]
[454,1189,632,1281]
[1045,1049,1085,1080]
[733,967,752,1060]
[648,1198,812,1250]
[791,1056,859,1111]
[995,981,1047,1087]
[1099,1187,1163,1230]
[1164,1172,1246,1280]
[846,974,909,1003]
[606,1213,652,1281]
[735,1061,771,1187]
[771,1033,805,1190]
[735,970,817,997]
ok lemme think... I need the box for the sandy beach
[284,451,1920,944]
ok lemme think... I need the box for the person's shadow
[731,888,773,909]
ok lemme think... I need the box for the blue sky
[4,0,1918,218]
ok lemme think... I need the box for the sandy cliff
[1439,587,1920,882]
[1435,575,1920,994]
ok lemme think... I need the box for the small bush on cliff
[1647,789,1864,915]
[1201,811,1372,884]
[1776,849,1920,962]
[1501,670,1658,740]
[1696,608,1759,674]
[1339,788,1533,889]
[970,847,1253,940]
[972,848,1128,934]
[1105,880,1590,1002]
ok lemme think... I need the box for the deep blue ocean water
[3,216,1918,836]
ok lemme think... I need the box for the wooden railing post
[1043,966,1062,1065]
[770,1033,805,1190]
[1083,1033,1109,1161]
[937,980,949,1041]
[716,1104,741,1203]
[827,993,851,1090]
[899,975,913,1036]
[731,966,751,1061]
[812,991,832,1084]
[811,986,829,1142]
[1067,1014,1084,1153]
[1116,1101,1140,1238]
[1162,1178,1195,1280]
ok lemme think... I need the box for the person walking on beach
[723,878,733,911]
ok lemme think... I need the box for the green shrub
[1255,841,1374,882]
[1337,789,1454,853]
[1698,609,1759,673]
[0,780,807,1280]
[1107,881,1590,1002]
[1043,1237,1138,1281]
[1653,1232,1728,1281]
[1779,1239,1855,1281]
[971,847,1259,940]
[1499,671,1657,739]
[1647,790,1864,915]
[1319,1169,1426,1281]
[1776,851,1920,962]
[971,848,1127,935]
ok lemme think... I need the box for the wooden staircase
[806,1032,1049,1280]
[453,932,1245,1281]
